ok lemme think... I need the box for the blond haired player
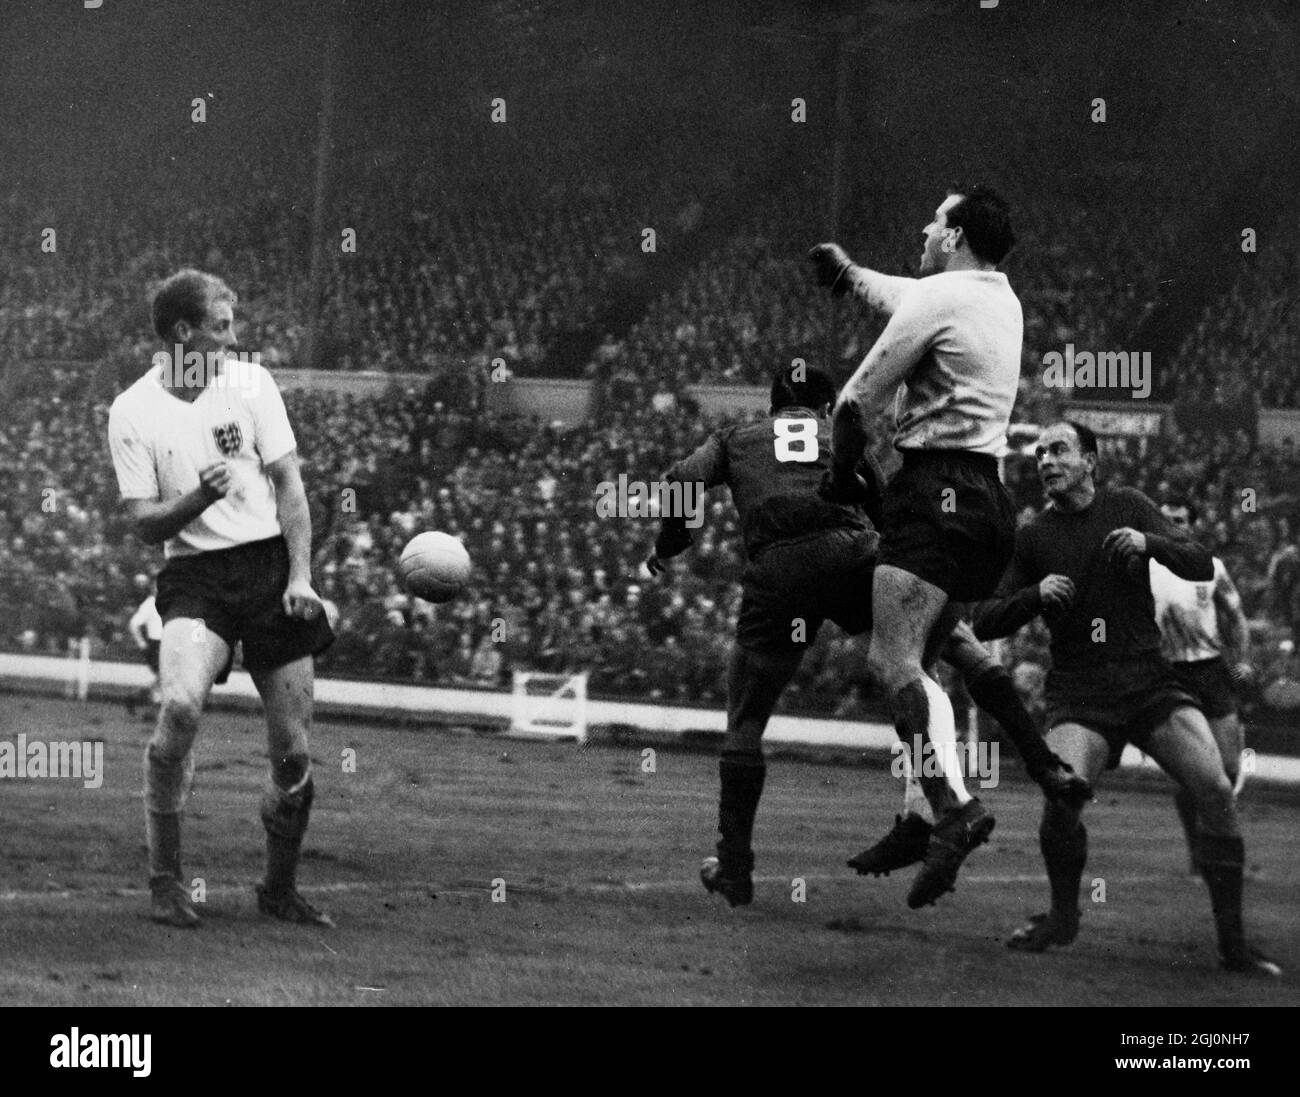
[108,269,335,929]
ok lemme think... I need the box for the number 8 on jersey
[773,419,818,462]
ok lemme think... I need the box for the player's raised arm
[809,243,915,316]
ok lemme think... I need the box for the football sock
[966,664,1060,779]
[1197,833,1246,955]
[897,743,934,825]
[144,744,194,887]
[143,742,194,814]
[146,811,184,888]
[1173,786,1200,865]
[261,765,314,895]
[1040,812,1087,916]
[889,677,972,815]
[717,749,766,874]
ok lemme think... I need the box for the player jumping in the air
[809,184,1023,907]
[1152,498,1254,874]
[969,421,1279,975]
[108,269,335,929]
[647,365,1089,908]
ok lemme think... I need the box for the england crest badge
[213,421,243,457]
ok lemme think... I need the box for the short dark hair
[152,269,236,341]
[1061,419,1099,460]
[946,184,1016,264]
[770,363,837,413]
[1162,497,1200,525]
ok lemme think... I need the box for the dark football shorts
[1169,656,1236,720]
[878,449,1016,602]
[1044,654,1201,769]
[736,527,879,654]
[155,535,335,679]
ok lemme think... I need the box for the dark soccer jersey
[972,484,1214,668]
[662,409,869,560]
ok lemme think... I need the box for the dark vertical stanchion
[825,21,851,377]
[303,2,341,374]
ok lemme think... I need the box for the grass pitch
[1,694,1296,1006]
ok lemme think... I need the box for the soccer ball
[398,531,471,603]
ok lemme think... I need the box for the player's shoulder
[727,413,779,445]
[109,365,165,422]
[1104,483,1156,512]
[1018,509,1054,552]
[918,269,1013,301]
[227,356,282,404]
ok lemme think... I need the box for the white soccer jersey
[1150,556,1227,663]
[107,359,296,557]
[845,269,1023,455]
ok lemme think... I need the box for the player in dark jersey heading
[968,421,1279,976]
[647,366,1089,908]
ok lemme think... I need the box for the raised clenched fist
[808,243,856,296]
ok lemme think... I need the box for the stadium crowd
[4,359,1300,718]
[0,160,694,381]
[3,88,1298,716]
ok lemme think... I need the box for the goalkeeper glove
[654,522,694,560]
[808,243,857,297]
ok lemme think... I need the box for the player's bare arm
[266,450,322,620]
[124,461,232,545]
[1214,566,1254,680]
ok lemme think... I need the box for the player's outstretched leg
[253,658,333,927]
[702,646,799,907]
[943,624,1092,808]
[1147,708,1279,976]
